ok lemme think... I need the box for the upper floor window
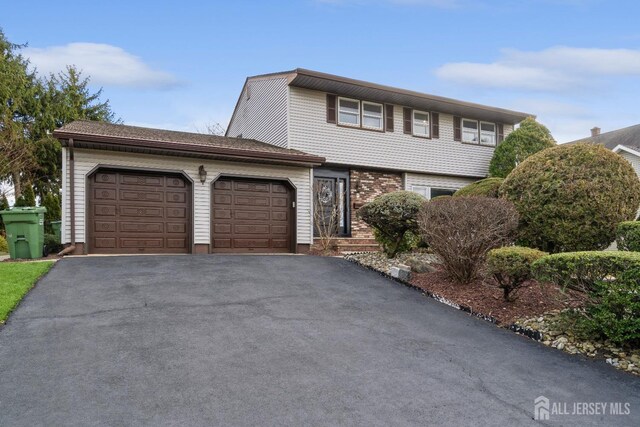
[480,122,496,146]
[412,111,430,138]
[362,101,383,130]
[462,119,479,143]
[338,97,360,127]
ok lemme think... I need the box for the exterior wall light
[198,165,207,184]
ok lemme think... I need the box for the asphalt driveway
[1,255,639,426]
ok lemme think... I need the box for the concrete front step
[313,237,380,253]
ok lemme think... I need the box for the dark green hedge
[616,221,640,251]
[488,117,555,178]
[453,177,504,198]
[501,143,640,252]
[532,251,640,292]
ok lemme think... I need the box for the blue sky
[3,0,640,142]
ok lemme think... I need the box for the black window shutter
[431,112,440,139]
[453,116,462,141]
[326,94,336,123]
[385,105,394,132]
[497,123,504,143]
[403,108,412,134]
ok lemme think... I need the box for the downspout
[58,138,76,256]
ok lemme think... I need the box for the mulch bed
[410,268,586,325]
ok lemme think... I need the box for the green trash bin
[51,220,62,243]
[0,207,47,259]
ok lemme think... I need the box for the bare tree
[313,181,345,253]
[198,122,226,136]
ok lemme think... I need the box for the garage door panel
[94,205,116,216]
[120,222,164,233]
[95,237,116,248]
[89,170,190,254]
[167,207,187,218]
[120,174,163,186]
[95,173,117,184]
[120,190,164,203]
[234,181,269,192]
[212,178,293,253]
[120,206,164,218]
[94,188,117,200]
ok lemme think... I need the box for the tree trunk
[12,171,22,200]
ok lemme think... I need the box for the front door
[313,176,348,237]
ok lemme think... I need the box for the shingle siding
[288,87,512,177]
[226,77,289,148]
[62,149,312,248]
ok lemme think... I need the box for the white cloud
[435,46,640,91]
[24,43,180,89]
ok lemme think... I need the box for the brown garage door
[211,178,293,253]
[88,169,191,254]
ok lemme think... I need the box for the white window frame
[412,110,430,138]
[462,118,479,144]
[337,97,361,127]
[479,121,496,146]
[361,101,384,130]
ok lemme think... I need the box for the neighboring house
[55,121,324,255]
[567,124,640,178]
[226,68,531,239]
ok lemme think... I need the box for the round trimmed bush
[357,191,425,258]
[489,117,555,178]
[500,143,640,253]
[454,177,504,198]
[487,246,547,301]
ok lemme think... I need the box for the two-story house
[55,69,530,256]
[227,68,531,244]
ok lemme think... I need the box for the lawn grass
[0,261,55,324]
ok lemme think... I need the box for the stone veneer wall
[350,169,404,237]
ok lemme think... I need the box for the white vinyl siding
[620,151,640,178]
[289,87,513,177]
[62,149,313,247]
[226,77,289,147]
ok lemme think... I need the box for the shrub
[616,221,640,252]
[453,177,504,198]
[418,197,519,284]
[0,194,8,235]
[572,267,640,346]
[489,117,555,178]
[14,186,36,207]
[43,234,63,256]
[500,143,640,253]
[0,235,7,253]
[532,251,640,292]
[486,246,547,301]
[357,191,425,258]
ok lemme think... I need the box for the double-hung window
[362,101,383,130]
[338,97,360,127]
[480,122,496,146]
[462,119,479,143]
[412,110,430,137]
